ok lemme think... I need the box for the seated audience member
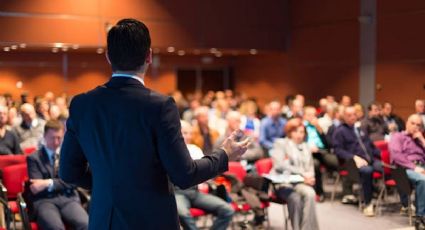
[0,105,22,154]
[318,103,338,134]
[285,99,304,120]
[215,111,263,163]
[360,102,388,141]
[325,105,345,149]
[382,102,405,133]
[176,120,234,230]
[191,106,220,155]
[208,98,229,136]
[259,101,287,155]
[303,106,339,201]
[27,120,88,230]
[389,114,425,228]
[317,98,328,118]
[281,95,295,118]
[340,95,352,107]
[333,106,382,216]
[182,99,201,124]
[416,99,425,129]
[13,103,45,150]
[34,99,50,121]
[270,118,319,230]
[353,103,365,121]
[7,107,20,128]
[239,100,261,141]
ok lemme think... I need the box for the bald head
[20,103,36,124]
[406,114,423,135]
[343,106,357,126]
[180,120,193,144]
[226,111,241,132]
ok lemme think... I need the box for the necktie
[53,152,60,177]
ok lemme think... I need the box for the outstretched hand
[220,130,250,161]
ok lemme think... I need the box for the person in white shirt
[175,120,234,230]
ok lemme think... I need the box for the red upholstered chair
[0,155,27,178]
[0,163,28,229]
[254,158,288,229]
[373,141,400,216]
[23,146,37,155]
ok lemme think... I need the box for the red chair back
[374,140,388,152]
[3,163,28,199]
[226,162,247,182]
[0,155,27,172]
[255,158,273,175]
[23,146,37,155]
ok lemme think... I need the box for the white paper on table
[262,173,305,184]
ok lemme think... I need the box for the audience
[303,106,339,201]
[191,106,220,155]
[13,103,45,150]
[416,99,425,129]
[270,118,319,230]
[389,114,425,228]
[332,106,382,216]
[360,102,388,141]
[215,111,263,163]
[176,120,234,230]
[382,102,405,133]
[27,120,88,230]
[0,105,22,154]
[0,89,423,227]
[259,101,287,155]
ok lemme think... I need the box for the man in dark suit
[27,120,88,230]
[59,18,248,230]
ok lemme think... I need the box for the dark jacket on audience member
[332,123,381,162]
[0,130,22,154]
[360,116,388,141]
[59,77,229,230]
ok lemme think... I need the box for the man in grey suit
[59,18,248,230]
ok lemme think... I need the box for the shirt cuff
[47,179,54,192]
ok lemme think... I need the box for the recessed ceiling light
[10,45,18,50]
[177,50,185,56]
[3,47,10,52]
[54,43,63,48]
[249,49,258,55]
[61,46,68,52]
[52,47,59,53]
[72,44,79,50]
[19,43,26,48]
[96,48,104,54]
[167,47,175,53]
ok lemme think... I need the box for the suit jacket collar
[105,77,146,89]
[40,146,54,177]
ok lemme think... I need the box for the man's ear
[145,48,152,65]
[105,52,111,64]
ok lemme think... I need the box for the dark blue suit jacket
[59,77,229,230]
[27,147,78,206]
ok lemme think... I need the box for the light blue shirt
[304,121,325,149]
[260,116,287,150]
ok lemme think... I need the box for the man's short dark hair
[107,18,151,72]
[367,101,381,111]
[44,120,64,134]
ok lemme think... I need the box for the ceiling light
[177,50,185,56]
[52,47,59,53]
[96,48,104,54]
[3,47,10,52]
[10,45,18,50]
[167,47,175,53]
[249,49,258,55]
[19,43,26,48]
[72,44,79,50]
